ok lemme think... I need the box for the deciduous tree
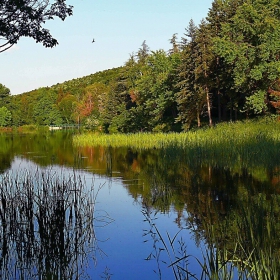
[0,0,73,52]
[0,106,11,126]
[0,83,10,98]
[213,0,280,115]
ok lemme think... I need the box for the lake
[0,131,279,279]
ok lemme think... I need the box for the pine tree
[194,19,214,127]
[169,33,180,55]
[176,20,204,129]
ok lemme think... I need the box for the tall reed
[0,168,112,280]
[73,120,280,150]
[73,120,280,170]
[142,193,280,280]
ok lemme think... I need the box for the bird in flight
[92,38,95,43]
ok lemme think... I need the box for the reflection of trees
[0,169,109,280]
[75,145,280,217]
[0,134,14,173]
[120,148,280,278]
[187,194,280,278]
[0,132,78,170]
[0,154,11,174]
[143,191,280,279]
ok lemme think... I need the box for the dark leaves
[0,0,74,51]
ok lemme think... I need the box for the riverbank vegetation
[73,119,280,165]
[143,193,280,279]
[1,0,280,132]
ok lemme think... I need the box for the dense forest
[1,0,280,132]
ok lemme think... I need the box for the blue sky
[1,0,213,95]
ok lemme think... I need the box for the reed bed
[73,120,280,150]
[142,193,280,280]
[73,120,280,169]
[0,168,111,280]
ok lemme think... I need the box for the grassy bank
[73,119,280,170]
[73,119,280,149]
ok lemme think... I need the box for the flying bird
[92,38,95,43]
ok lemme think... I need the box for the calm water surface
[0,131,279,279]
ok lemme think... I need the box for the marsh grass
[142,194,280,280]
[232,195,280,280]
[73,120,280,169]
[73,120,280,149]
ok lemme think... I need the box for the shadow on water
[0,168,112,280]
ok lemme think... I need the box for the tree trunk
[229,98,233,121]
[197,111,201,127]
[203,41,212,127]
[218,91,222,122]
[216,56,222,122]
[206,86,212,127]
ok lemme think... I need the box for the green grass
[73,119,280,169]
[73,119,280,149]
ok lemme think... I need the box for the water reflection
[0,166,110,280]
[0,132,280,278]
[142,189,280,278]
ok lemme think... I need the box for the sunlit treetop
[0,83,10,98]
[0,0,73,53]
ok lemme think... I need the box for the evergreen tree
[169,33,180,55]
[176,20,204,129]
[137,40,150,64]
[194,19,214,127]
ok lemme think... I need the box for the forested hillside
[1,0,280,132]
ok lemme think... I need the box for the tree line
[1,0,280,132]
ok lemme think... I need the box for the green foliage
[5,0,280,130]
[0,83,10,98]
[33,88,62,125]
[0,106,11,126]
[74,119,280,171]
[57,94,77,124]
[244,90,267,114]
[18,124,38,132]
[212,0,280,115]
[136,50,180,130]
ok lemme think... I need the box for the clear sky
[1,0,213,95]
